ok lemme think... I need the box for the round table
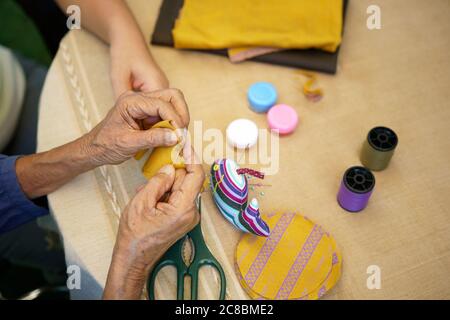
[38,0,450,299]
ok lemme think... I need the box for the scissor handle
[147,237,187,300]
[188,223,227,300]
[189,256,227,300]
[148,194,227,300]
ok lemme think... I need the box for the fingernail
[169,120,180,129]
[174,128,185,143]
[166,131,178,144]
[159,164,174,175]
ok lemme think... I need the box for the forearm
[103,240,160,300]
[55,0,146,48]
[103,256,147,299]
[15,135,96,199]
[57,0,168,96]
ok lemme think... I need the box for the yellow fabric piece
[235,212,342,300]
[237,234,342,300]
[135,149,147,160]
[173,0,343,52]
[141,120,185,179]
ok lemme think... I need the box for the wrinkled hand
[103,147,204,300]
[110,41,169,98]
[83,89,190,166]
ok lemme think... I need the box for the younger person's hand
[110,40,169,98]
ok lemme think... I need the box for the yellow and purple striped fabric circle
[235,212,342,300]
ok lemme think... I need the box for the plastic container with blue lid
[247,82,278,113]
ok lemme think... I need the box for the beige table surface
[38,0,450,299]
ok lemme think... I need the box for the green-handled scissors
[147,194,226,300]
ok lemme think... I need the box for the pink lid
[267,104,298,135]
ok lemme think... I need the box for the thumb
[139,165,176,208]
[132,128,178,149]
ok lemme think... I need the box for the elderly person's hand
[15,89,189,199]
[83,89,190,166]
[103,147,204,300]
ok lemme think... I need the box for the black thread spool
[337,166,376,212]
[360,127,398,171]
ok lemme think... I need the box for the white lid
[226,118,259,149]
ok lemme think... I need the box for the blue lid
[247,82,278,113]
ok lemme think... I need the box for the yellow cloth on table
[140,120,185,179]
[235,212,342,300]
[173,0,343,53]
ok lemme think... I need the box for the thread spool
[337,166,375,212]
[360,126,398,171]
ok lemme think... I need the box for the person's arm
[0,155,48,234]
[103,147,204,300]
[55,0,169,97]
[16,89,189,199]
[15,136,95,199]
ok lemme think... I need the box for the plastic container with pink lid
[267,104,299,135]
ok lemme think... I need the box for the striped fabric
[210,159,270,237]
[235,212,342,300]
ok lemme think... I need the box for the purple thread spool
[337,166,375,212]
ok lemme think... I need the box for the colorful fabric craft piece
[139,120,185,179]
[173,0,343,53]
[210,159,270,237]
[235,212,342,300]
